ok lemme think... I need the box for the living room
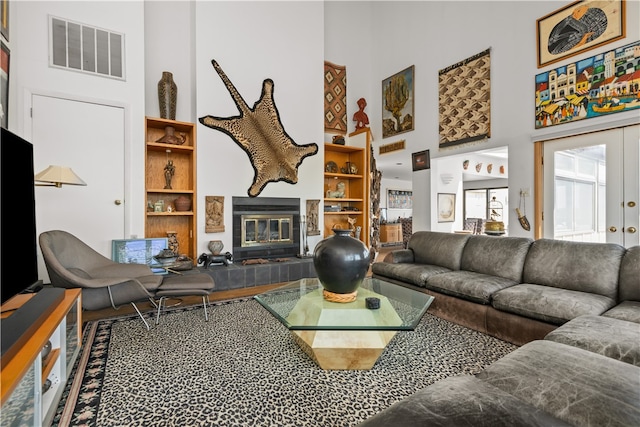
[2,1,640,425]
[3,1,638,267]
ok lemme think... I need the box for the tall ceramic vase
[313,228,370,303]
[158,71,177,120]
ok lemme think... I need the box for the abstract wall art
[438,49,491,149]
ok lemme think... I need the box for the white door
[30,94,126,281]
[543,125,639,247]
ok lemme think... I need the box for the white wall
[7,1,640,265]
[10,1,147,237]
[193,1,325,254]
[360,1,639,237]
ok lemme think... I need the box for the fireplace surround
[232,197,300,261]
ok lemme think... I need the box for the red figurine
[353,98,369,130]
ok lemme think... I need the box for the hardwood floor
[81,244,401,323]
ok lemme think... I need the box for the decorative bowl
[154,249,178,265]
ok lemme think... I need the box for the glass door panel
[543,125,638,247]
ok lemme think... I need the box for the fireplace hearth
[232,197,300,261]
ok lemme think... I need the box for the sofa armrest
[383,249,415,264]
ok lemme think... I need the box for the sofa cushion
[476,340,640,427]
[603,300,640,324]
[407,231,470,271]
[544,315,640,366]
[618,245,640,302]
[460,235,532,282]
[491,284,616,325]
[522,239,624,299]
[371,262,450,288]
[426,271,518,305]
[357,375,571,427]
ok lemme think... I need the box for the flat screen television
[1,128,40,304]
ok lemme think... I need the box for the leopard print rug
[52,298,516,426]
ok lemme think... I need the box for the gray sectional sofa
[362,232,640,426]
[372,231,638,345]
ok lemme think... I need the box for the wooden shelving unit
[145,117,197,259]
[323,128,371,247]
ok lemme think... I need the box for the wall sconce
[35,165,87,188]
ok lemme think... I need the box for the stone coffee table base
[292,330,398,370]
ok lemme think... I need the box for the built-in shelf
[323,129,371,247]
[145,117,198,259]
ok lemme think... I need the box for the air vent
[49,15,125,80]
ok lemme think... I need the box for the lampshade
[35,165,87,188]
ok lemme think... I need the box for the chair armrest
[383,249,415,264]
[90,263,154,279]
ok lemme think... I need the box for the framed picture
[387,189,412,209]
[0,41,8,129]
[412,150,430,171]
[437,193,456,223]
[534,39,640,129]
[382,65,414,138]
[536,0,626,68]
[1,0,8,41]
[439,48,491,149]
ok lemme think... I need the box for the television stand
[0,288,82,426]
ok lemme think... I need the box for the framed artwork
[535,39,640,129]
[205,195,225,233]
[412,150,430,171]
[439,48,491,149]
[382,65,414,138]
[1,0,8,41]
[437,193,456,223]
[387,189,412,210]
[0,41,8,129]
[536,0,626,68]
[324,61,347,134]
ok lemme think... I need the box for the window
[463,187,509,234]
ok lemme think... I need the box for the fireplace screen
[241,214,293,247]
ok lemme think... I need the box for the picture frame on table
[412,150,430,171]
[382,65,414,138]
[536,0,625,68]
[437,193,456,223]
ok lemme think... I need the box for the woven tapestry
[324,61,347,134]
[439,48,491,149]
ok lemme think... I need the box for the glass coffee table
[254,277,434,370]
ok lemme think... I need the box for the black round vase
[313,228,370,296]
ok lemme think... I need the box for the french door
[543,125,639,247]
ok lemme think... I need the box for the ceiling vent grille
[49,15,125,80]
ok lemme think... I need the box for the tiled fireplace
[232,196,301,262]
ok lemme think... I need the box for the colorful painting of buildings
[535,40,640,129]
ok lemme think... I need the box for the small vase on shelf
[208,240,224,255]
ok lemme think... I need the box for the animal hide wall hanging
[199,60,319,197]
[438,48,491,149]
